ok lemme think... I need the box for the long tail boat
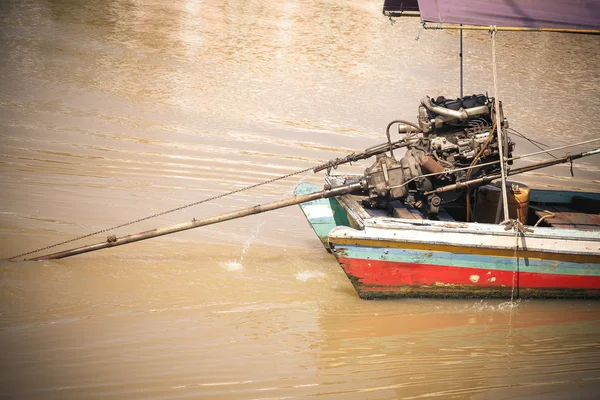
[296,176,600,299]
[294,0,600,299]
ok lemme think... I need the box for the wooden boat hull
[296,182,600,299]
[329,228,600,299]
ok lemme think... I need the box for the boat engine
[364,94,513,218]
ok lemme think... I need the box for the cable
[508,128,557,159]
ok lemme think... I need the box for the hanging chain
[5,166,315,261]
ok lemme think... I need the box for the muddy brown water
[1,1,599,399]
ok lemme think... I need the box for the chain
[5,166,315,261]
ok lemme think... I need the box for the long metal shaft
[27,182,363,261]
[425,148,599,196]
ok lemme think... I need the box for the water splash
[224,260,243,271]
[468,299,520,312]
[295,270,325,282]
[223,218,265,270]
[498,300,520,311]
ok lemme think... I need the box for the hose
[385,120,422,157]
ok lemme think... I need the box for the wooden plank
[406,204,425,219]
[535,207,576,229]
[337,194,371,229]
[388,200,420,219]
[534,206,600,230]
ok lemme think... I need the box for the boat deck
[326,175,600,232]
[531,195,600,231]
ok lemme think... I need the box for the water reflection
[315,300,600,398]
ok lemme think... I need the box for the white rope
[492,26,521,306]
[515,137,600,159]
[491,26,511,222]
[509,228,519,307]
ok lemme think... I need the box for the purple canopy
[416,0,600,31]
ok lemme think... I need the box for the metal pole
[460,25,464,97]
[26,182,363,261]
[424,148,598,196]
[423,23,600,35]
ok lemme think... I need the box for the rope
[508,226,519,313]
[507,128,557,159]
[491,26,511,223]
[533,210,556,227]
[5,166,315,261]
[501,219,533,234]
[501,218,532,304]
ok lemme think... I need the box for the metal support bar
[459,25,463,97]
[26,182,364,261]
[423,23,600,35]
[424,149,598,196]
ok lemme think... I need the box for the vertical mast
[459,25,464,97]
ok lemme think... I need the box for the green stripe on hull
[295,182,350,247]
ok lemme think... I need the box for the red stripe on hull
[338,257,600,298]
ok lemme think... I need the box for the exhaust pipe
[421,96,489,121]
